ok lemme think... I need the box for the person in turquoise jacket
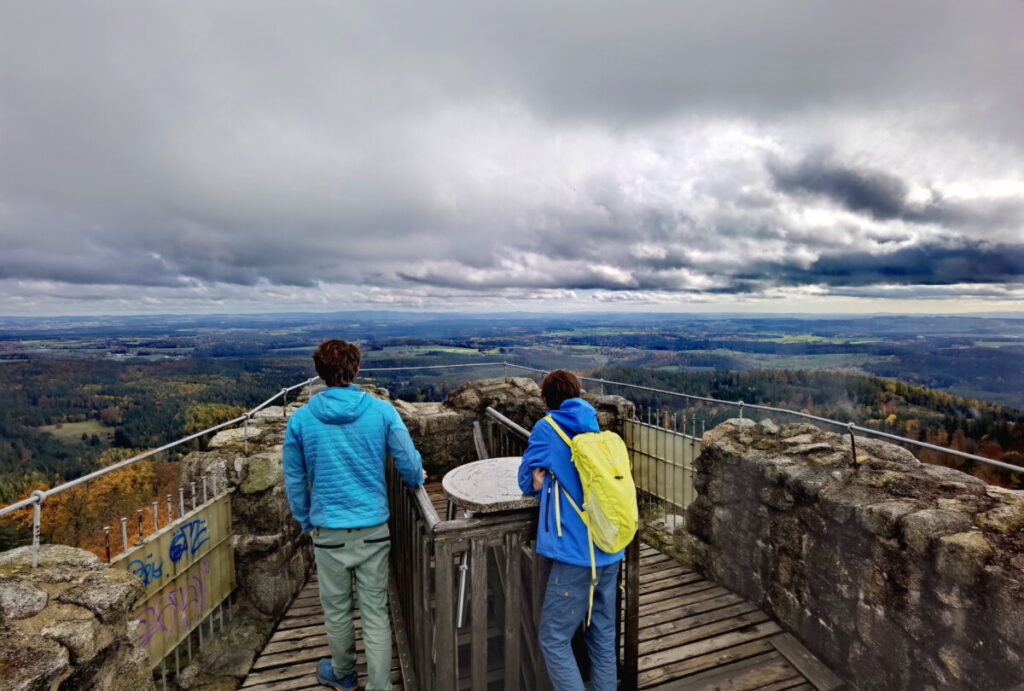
[283,339,424,691]
[517,370,623,691]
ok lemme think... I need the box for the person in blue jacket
[283,339,424,691]
[518,370,624,691]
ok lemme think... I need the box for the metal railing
[500,363,1024,476]
[0,376,320,567]
[3,359,1021,569]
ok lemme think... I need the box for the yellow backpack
[546,415,638,624]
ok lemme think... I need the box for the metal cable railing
[3,359,1021,568]
[501,363,1024,476]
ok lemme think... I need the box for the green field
[38,420,113,442]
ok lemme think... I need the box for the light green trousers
[313,522,393,691]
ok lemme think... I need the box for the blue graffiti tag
[129,554,164,586]
[169,519,210,564]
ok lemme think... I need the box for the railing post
[103,526,111,562]
[848,422,858,466]
[30,491,43,568]
[152,501,159,531]
[738,400,744,421]
[120,517,129,554]
[281,388,288,419]
[623,536,640,690]
[243,413,250,456]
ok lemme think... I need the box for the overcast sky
[1,1,1022,316]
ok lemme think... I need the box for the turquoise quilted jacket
[282,385,424,530]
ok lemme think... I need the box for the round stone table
[442,457,539,515]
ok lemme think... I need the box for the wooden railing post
[623,536,641,690]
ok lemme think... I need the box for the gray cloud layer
[1,1,1022,312]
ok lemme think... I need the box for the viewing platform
[2,369,1022,690]
[241,481,839,691]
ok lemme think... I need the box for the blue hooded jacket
[283,385,423,531]
[517,398,624,568]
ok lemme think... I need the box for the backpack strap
[544,416,598,626]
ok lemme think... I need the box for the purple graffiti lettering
[128,553,164,586]
[132,557,215,649]
[169,519,210,564]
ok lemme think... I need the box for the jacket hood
[548,397,599,434]
[308,386,374,424]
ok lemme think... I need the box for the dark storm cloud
[768,155,911,221]
[769,154,1024,228]
[747,243,1024,288]
[0,1,1022,311]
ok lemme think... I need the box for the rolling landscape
[2,310,1022,552]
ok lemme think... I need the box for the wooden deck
[239,571,403,690]
[633,544,840,690]
[242,484,841,691]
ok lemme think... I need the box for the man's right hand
[531,468,546,491]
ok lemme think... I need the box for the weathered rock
[240,452,283,494]
[172,386,318,687]
[934,531,993,585]
[689,417,1024,691]
[0,544,101,573]
[0,629,69,690]
[856,501,919,538]
[900,509,972,555]
[208,425,263,450]
[0,578,48,620]
[58,568,144,624]
[41,616,106,663]
[175,612,269,688]
[251,405,288,420]
[61,640,154,691]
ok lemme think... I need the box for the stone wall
[0,545,152,690]
[175,401,313,688]
[394,376,634,474]
[687,418,1024,690]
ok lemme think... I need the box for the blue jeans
[539,560,621,691]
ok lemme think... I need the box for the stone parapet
[176,397,311,688]
[0,545,152,690]
[393,376,633,474]
[688,418,1024,690]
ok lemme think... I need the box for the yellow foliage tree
[16,448,179,559]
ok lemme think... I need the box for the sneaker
[315,658,359,691]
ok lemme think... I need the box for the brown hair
[541,370,581,410]
[313,339,361,387]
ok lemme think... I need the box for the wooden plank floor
[239,571,403,691]
[242,483,838,691]
[633,543,836,690]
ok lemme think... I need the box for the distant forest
[2,312,1023,550]
[590,366,1023,488]
[0,359,308,501]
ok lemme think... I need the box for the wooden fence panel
[111,492,234,665]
